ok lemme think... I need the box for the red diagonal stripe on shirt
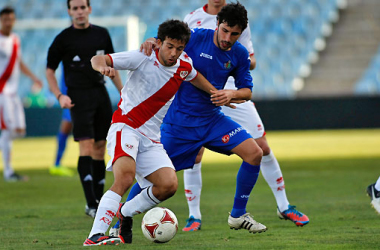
[0,36,19,93]
[112,60,192,128]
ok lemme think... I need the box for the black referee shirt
[47,24,115,88]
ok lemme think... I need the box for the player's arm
[250,54,256,70]
[91,55,117,78]
[210,88,252,106]
[46,67,74,109]
[191,73,239,107]
[20,59,43,91]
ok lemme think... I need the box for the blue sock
[55,132,69,167]
[231,162,260,218]
[127,182,142,201]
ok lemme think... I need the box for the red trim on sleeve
[107,54,113,68]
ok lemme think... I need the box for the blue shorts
[62,108,71,122]
[161,114,252,171]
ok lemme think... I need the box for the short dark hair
[0,6,15,17]
[217,1,248,32]
[67,0,90,9]
[157,19,191,45]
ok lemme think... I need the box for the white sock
[184,162,202,219]
[89,190,121,238]
[121,186,160,217]
[261,151,289,212]
[0,130,14,178]
[375,176,380,191]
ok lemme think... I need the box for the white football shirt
[0,33,21,95]
[184,4,254,90]
[109,50,198,142]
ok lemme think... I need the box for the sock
[184,162,202,219]
[0,130,14,178]
[77,156,97,208]
[89,190,121,237]
[54,132,69,167]
[231,162,260,218]
[126,182,142,201]
[375,176,380,191]
[121,186,160,217]
[92,159,106,202]
[261,151,289,212]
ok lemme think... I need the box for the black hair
[67,0,90,9]
[217,1,248,31]
[157,19,191,45]
[0,6,15,17]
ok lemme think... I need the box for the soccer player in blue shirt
[111,3,267,237]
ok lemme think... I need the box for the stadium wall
[25,96,380,137]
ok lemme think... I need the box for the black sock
[77,156,97,208]
[92,159,106,202]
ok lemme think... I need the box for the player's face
[208,0,226,8]
[157,38,186,67]
[214,21,242,51]
[0,13,16,35]
[68,0,92,29]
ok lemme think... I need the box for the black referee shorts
[67,86,113,142]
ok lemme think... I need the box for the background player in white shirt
[0,6,42,182]
[83,19,232,246]
[181,0,309,231]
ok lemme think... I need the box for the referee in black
[46,0,123,217]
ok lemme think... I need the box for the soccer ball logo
[141,207,178,243]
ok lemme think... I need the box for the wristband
[57,93,62,101]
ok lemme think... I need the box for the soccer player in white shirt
[181,0,309,231]
[0,6,42,182]
[83,19,233,246]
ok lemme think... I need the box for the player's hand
[140,38,158,56]
[31,78,43,93]
[99,66,116,79]
[210,89,234,106]
[59,94,75,109]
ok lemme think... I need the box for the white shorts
[106,123,174,188]
[0,94,25,130]
[221,100,265,139]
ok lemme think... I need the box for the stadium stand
[2,0,379,106]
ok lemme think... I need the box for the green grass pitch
[0,129,379,249]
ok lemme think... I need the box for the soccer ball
[141,207,178,243]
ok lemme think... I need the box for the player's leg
[50,117,73,176]
[92,140,107,204]
[78,139,98,217]
[227,138,266,233]
[182,147,204,231]
[366,176,380,214]
[1,96,27,181]
[117,144,177,244]
[84,156,135,246]
[257,136,309,226]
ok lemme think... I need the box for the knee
[261,145,271,156]
[155,177,178,200]
[246,146,263,166]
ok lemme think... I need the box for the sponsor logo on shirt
[196,20,202,26]
[200,52,213,60]
[222,135,230,143]
[224,60,231,69]
[180,71,189,79]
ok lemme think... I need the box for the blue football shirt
[163,28,253,127]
